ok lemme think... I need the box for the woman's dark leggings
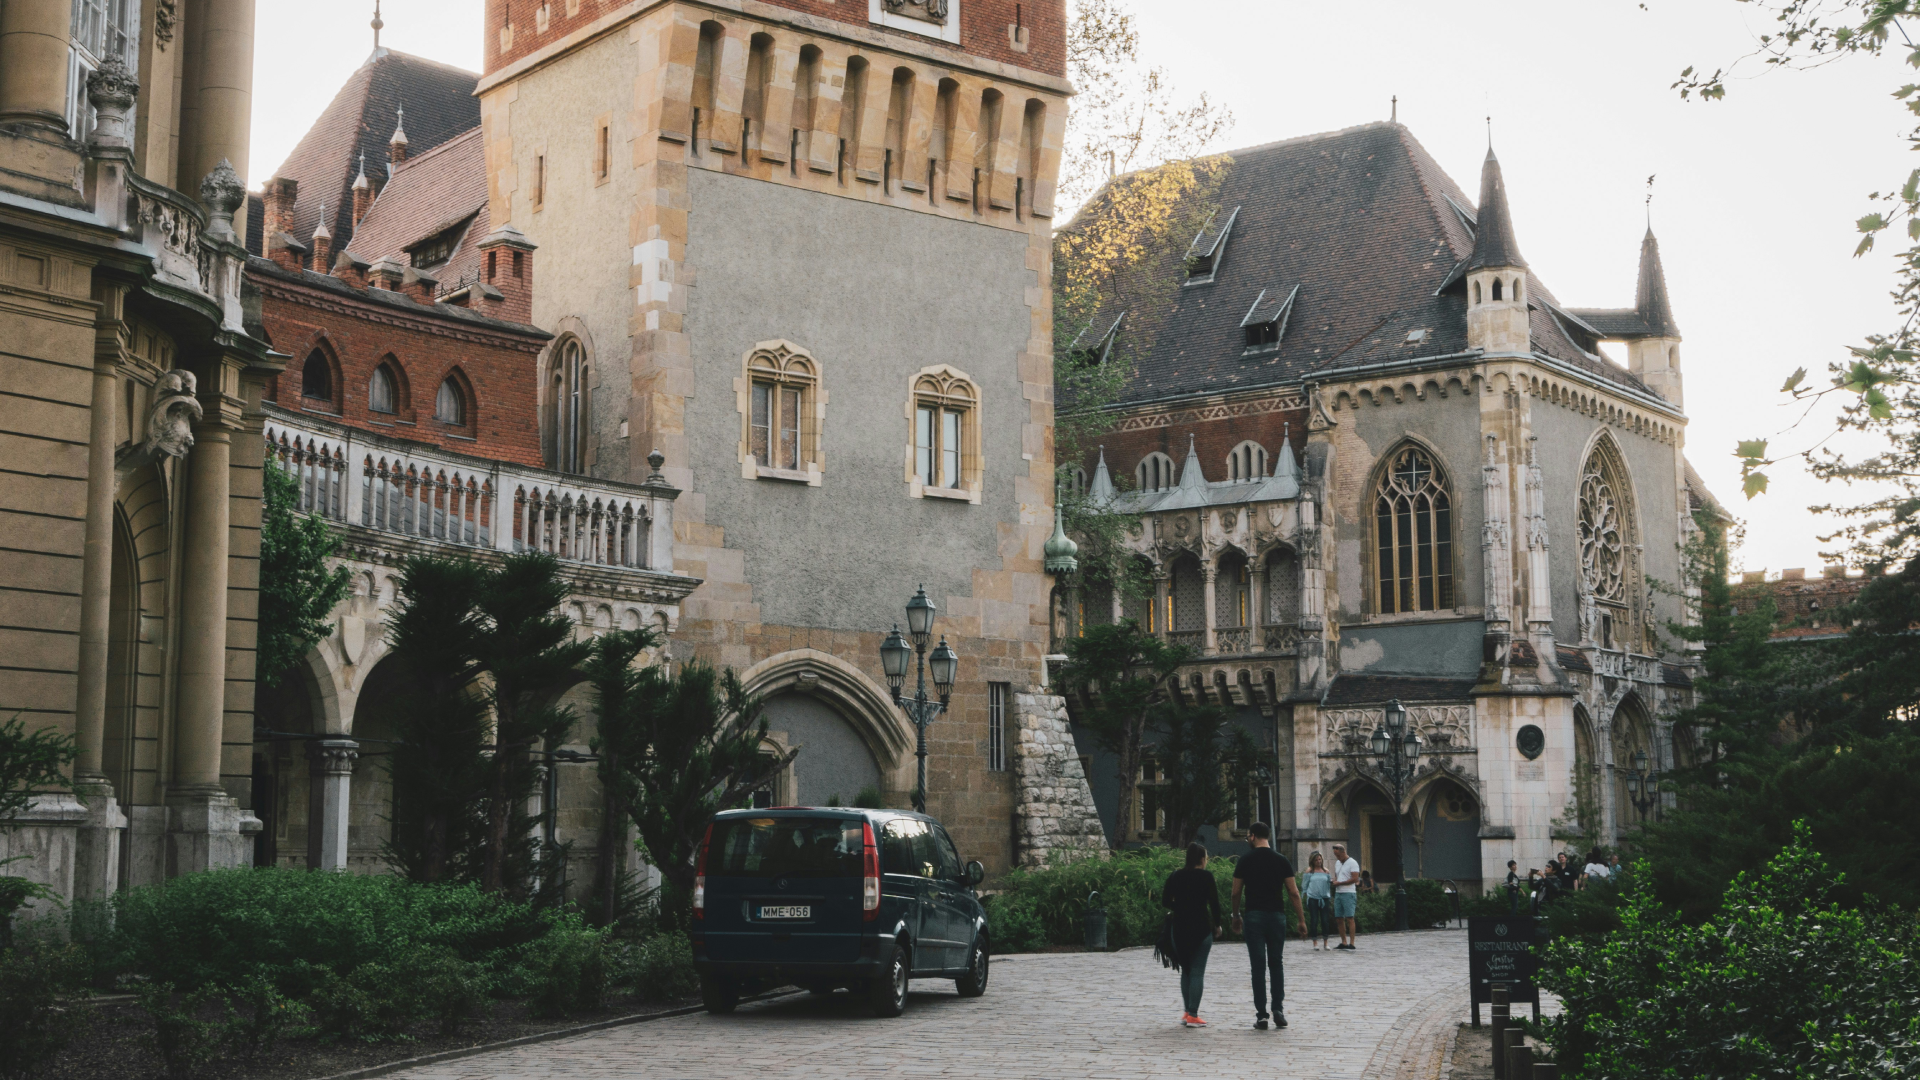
[1305,897,1333,939]
[1180,933,1213,1015]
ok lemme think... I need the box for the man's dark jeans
[1242,909,1287,1018]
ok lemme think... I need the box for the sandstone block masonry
[1011,687,1106,869]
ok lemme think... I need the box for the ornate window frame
[544,335,592,473]
[735,340,824,485]
[904,364,981,503]
[1366,439,1457,617]
[1577,432,1645,650]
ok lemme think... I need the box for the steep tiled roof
[245,255,547,338]
[256,48,480,256]
[1567,228,1682,341]
[1087,122,1655,408]
[1465,149,1526,271]
[345,127,489,293]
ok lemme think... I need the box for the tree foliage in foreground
[1538,823,1920,1078]
[1055,620,1189,846]
[256,457,351,689]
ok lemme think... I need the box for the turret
[351,152,373,226]
[1464,149,1530,357]
[388,104,409,168]
[1626,228,1683,407]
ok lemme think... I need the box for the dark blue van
[690,807,989,1017]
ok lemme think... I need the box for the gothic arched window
[301,349,332,401]
[1372,445,1454,614]
[1227,440,1267,481]
[435,375,466,425]
[1136,452,1175,492]
[1578,437,1639,649]
[368,364,398,415]
[549,339,590,473]
[746,344,818,475]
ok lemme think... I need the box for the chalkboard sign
[1469,916,1539,1017]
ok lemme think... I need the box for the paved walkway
[401,931,1479,1080]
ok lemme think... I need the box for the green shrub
[1355,890,1394,932]
[0,939,90,1079]
[137,982,230,1080]
[226,971,313,1056]
[1458,886,1522,919]
[520,917,610,1018]
[1537,822,1920,1077]
[980,847,1300,952]
[611,931,699,1003]
[104,867,549,998]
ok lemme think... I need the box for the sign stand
[1469,916,1540,1024]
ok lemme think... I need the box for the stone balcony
[264,405,700,611]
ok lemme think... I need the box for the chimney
[388,104,410,168]
[366,258,404,291]
[1781,568,1806,582]
[401,265,439,304]
[262,177,301,270]
[477,224,536,323]
[352,152,374,227]
[310,206,333,273]
[331,249,369,288]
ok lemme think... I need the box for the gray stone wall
[1012,688,1107,869]
[683,168,1033,633]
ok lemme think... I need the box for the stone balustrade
[264,406,678,575]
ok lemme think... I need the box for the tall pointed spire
[1634,228,1680,338]
[1466,148,1527,271]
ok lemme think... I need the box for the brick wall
[1078,402,1310,488]
[254,271,550,468]
[484,0,1065,78]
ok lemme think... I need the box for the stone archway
[737,650,911,797]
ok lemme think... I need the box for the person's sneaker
[1337,943,1356,951]
[1183,1013,1208,1027]
[1275,1012,1290,1028]
[1255,1015,1269,1030]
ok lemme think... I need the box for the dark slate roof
[1088,122,1654,408]
[254,48,479,257]
[1322,674,1479,706]
[1661,663,1693,689]
[1566,229,1682,342]
[1465,149,1526,271]
[1556,646,1592,673]
[245,255,549,339]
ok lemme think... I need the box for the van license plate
[759,905,811,920]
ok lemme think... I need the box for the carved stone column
[1480,434,1514,682]
[1523,437,1557,657]
[1152,569,1171,641]
[306,740,358,871]
[177,0,256,232]
[0,0,72,129]
[1201,564,1218,654]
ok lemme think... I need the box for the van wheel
[700,975,738,1015]
[956,937,989,998]
[868,944,909,1018]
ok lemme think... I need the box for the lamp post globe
[1370,726,1391,758]
[905,585,936,646]
[1372,698,1419,932]
[929,638,958,700]
[1403,729,1420,761]
[880,626,911,698]
[1384,698,1407,734]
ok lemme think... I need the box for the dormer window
[1184,205,1239,285]
[1069,311,1126,366]
[1239,285,1298,355]
[407,218,473,273]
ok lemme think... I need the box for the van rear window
[710,817,864,878]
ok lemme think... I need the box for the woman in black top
[1163,842,1223,1027]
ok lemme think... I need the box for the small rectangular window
[940,409,960,488]
[750,383,771,465]
[779,386,801,470]
[596,123,610,180]
[916,405,935,487]
[987,682,1008,772]
[534,154,546,208]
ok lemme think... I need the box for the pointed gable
[258,49,480,256]
[1465,148,1527,271]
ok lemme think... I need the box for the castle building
[0,0,276,908]
[1059,123,1727,891]
[473,0,1093,869]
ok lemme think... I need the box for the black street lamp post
[1623,749,1661,822]
[1369,698,1422,933]
[879,585,957,814]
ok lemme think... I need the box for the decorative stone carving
[85,57,139,149]
[155,0,178,47]
[199,160,246,243]
[143,370,202,460]
[1323,703,1473,753]
[884,0,949,23]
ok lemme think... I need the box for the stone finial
[646,447,667,483]
[143,370,203,459]
[85,56,140,150]
[1044,501,1079,575]
[199,160,245,242]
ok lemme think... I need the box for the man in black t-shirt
[1230,822,1307,1031]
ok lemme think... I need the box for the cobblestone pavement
[400,931,1480,1080]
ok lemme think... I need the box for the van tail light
[862,820,881,920]
[693,823,713,920]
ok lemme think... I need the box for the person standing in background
[1300,851,1334,949]
[1330,843,1361,951]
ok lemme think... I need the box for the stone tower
[1624,229,1683,407]
[475,1,1088,869]
[1465,149,1531,357]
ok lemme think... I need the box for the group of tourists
[1156,824,1370,1030]
[1501,849,1623,913]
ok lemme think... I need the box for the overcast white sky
[251,1,1914,575]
